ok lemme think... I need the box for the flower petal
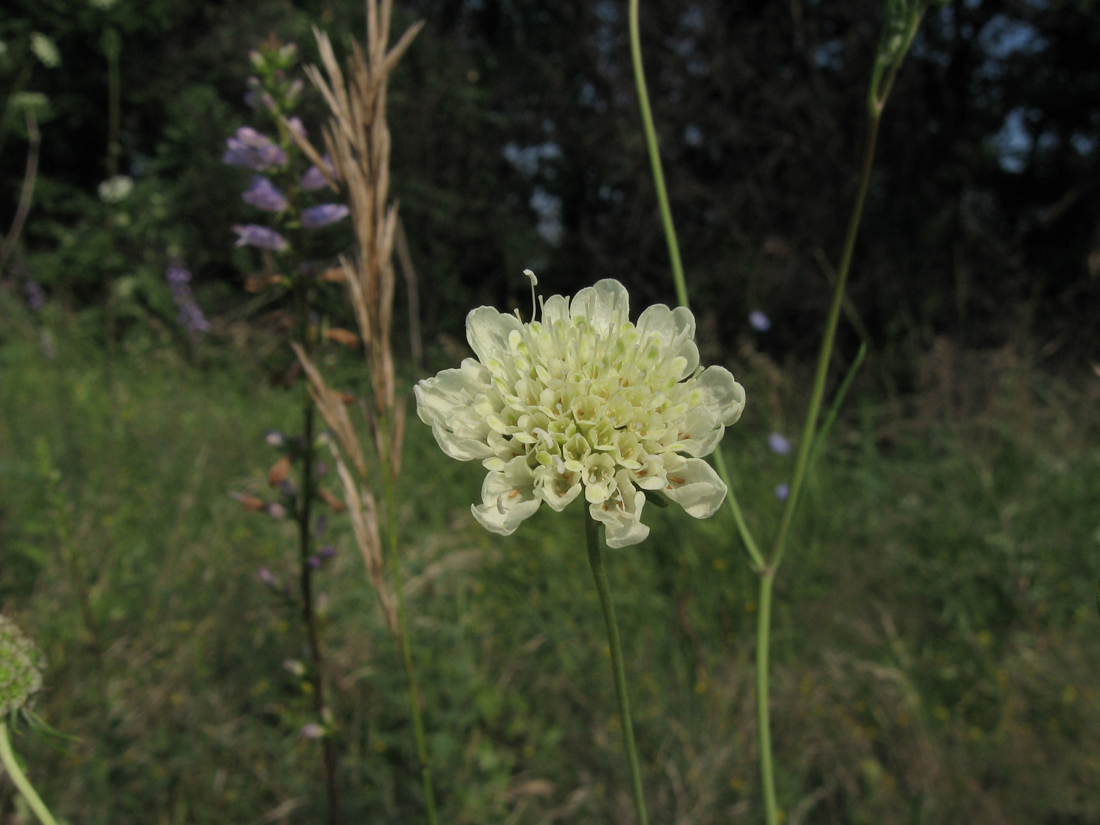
[664,457,727,518]
[590,473,649,548]
[471,458,541,535]
[466,307,525,372]
[571,279,630,335]
[688,366,746,425]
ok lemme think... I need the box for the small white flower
[97,174,133,203]
[415,278,745,548]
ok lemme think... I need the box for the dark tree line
[3,0,1098,375]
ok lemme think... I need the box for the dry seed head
[0,616,45,717]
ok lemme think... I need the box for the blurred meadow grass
[1,293,1099,824]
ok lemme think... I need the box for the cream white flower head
[414,278,745,548]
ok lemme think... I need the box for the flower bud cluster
[0,616,45,719]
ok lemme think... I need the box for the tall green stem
[628,0,688,309]
[380,437,439,825]
[585,510,649,825]
[0,722,60,825]
[754,571,778,823]
[752,113,882,825]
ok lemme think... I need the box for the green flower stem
[751,113,882,825]
[628,0,688,310]
[585,510,649,825]
[767,113,879,574]
[0,721,60,825]
[754,570,778,824]
[711,448,766,572]
[380,448,439,825]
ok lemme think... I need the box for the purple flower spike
[222,127,286,171]
[242,176,287,212]
[749,310,771,332]
[775,483,790,502]
[301,204,349,229]
[300,156,334,191]
[308,556,322,569]
[164,260,211,334]
[233,224,288,252]
[767,433,792,455]
[318,545,336,560]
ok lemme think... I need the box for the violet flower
[242,176,287,212]
[301,204,349,229]
[233,224,288,252]
[222,127,286,171]
[749,310,771,332]
[775,483,790,502]
[24,281,45,312]
[164,260,211,334]
[767,433,792,455]
[300,156,334,192]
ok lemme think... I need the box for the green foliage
[0,303,1096,823]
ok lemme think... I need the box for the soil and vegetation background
[1,0,1099,823]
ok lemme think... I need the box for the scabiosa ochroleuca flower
[0,616,45,720]
[415,277,745,548]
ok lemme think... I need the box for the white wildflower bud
[0,617,45,718]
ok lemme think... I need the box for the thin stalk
[767,114,880,573]
[585,510,649,825]
[0,721,60,825]
[0,109,39,274]
[104,28,121,178]
[751,113,883,825]
[628,0,688,309]
[296,279,342,825]
[712,448,765,572]
[754,571,778,825]
[380,445,439,825]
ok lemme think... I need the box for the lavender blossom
[233,224,288,252]
[767,433,792,455]
[775,483,790,502]
[164,260,211,334]
[300,156,334,192]
[222,127,287,171]
[301,204,349,229]
[749,310,771,332]
[287,116,306,139]
[242,175,287,212]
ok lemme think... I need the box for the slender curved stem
[0,721,60,825]
[585,510,649,825]
[767,114,880,574]
[628,0,688,310]
[751,113,883,825]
